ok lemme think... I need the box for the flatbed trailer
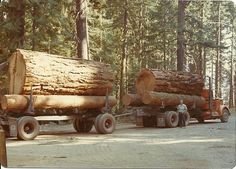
[0,94,116,141]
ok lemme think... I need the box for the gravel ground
[6,114,236,169]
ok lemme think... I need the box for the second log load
[8,49,113,96]
[136,69,204,96]
[122,68,206,108]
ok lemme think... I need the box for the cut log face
[136,69,204,96]
[122,94,143,106]
[1,95,117,111]
[8,49,114,96]
[142,91,206,107]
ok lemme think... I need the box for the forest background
[0,0,235,112]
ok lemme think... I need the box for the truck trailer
[0,49,117,140]
[122,69,230,128]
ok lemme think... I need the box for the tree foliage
[0,0,235,109]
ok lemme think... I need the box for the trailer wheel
[17,116,39,141]
[220,108,229,123]
[96,114,116,134]
[73,118,93,133]
[94,114,103,134]
[165,111,179,128]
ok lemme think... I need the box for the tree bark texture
[8,49,113,96]
[142,91,206,107]
[136,69,204,96]
[229,19,234,108]
[177,0,186,71]
[76,0,89,59]
[1,95,117,111]
[7,0,25,48]
[215,2,221,98]
[122,93,143,106]
[119,0,128,109]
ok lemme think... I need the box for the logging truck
[122,69,230,128]
[0,49,117,140]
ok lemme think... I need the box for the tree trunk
[1,95,117,111]
[8,49,113,96]
[119,0,128,109]
[142,91,206,107]
[7,0,25,48]
[163,12,167,70]
[31,4,37,51]
[16,0,25,48]
[0,0,3,23]
[76,0,89,59]
[177,0,186,71]
[203,47,206,77]
[122,94,143,106]
[136,69,204,96]
[215,2,221,98]
[229,19,235,108]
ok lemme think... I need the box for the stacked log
[8,49,113,96]
[1,49,116,112]
[142,91,205,107]
[1,95,116,111]
[123,69,206,108]
[122,94,143,106]
[136,69,204,96]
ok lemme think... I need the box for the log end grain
[8,50,26,94]
[135,69,156,96]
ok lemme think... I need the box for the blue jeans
[179,112,186,127]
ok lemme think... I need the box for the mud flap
[157,113,166,127]
[8,118,17,137]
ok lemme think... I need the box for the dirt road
[6,115,236,168]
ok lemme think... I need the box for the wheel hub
[105,119,112,129]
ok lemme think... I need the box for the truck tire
[220,108,229,123]
[96,113,116,134]
[73,117,93,133]
[165,111,179,128]
[178,112,190,126]
[17,116,39,141]
[94,114,103,133]
[184,112,190,126]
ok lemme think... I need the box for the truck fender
[219,105,230,116]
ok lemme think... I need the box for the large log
[142,91,206,107]
[136,69,204,96]
[1,95,117,111]
[122,94,143,106]
[8,49,113,96]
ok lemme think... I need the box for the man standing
[177,99,188,127]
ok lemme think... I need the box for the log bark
[8,49,113,95]
[136,69,204,96]
[1,95,117,111]
[142,91,206,107]
[122,94,143,106]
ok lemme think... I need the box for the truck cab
[191,76,230,123]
